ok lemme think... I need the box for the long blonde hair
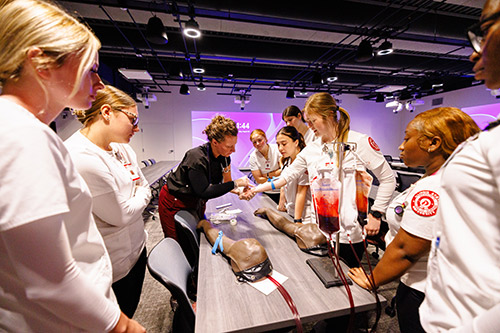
[303,92,351,164]
[0,0,100,99]
[74,85,136,127]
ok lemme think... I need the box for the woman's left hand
[347,267,373,290]
[365,213,381,236]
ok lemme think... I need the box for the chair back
[174,210,200,268]
[147,238,195,332]
[396,172,421,192]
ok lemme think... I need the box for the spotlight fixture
[286,89,295,99]
[377,40,393,56]
[146,16,168,45]
[299,87,308,96]
[325,72,338,82]
[405,101,415,112]
[375,93,385,103]
[393,103,404,114]
[355,40,374,62]
[179,84,190,95]
[197,82,206,91]
[432,81,444,89]
[184,18,201,38]
[193,67,205,74]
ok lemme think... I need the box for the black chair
[174,210,200,269]
[396,172,422,192]
[147,238,195,332]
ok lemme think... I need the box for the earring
[428,148,431,153]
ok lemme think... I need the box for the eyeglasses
[467,10,500,53]
[114,108,139,127]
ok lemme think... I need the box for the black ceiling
[60,0,485,101]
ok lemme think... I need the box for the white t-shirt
[65,131,151,282]
[303,128,316,145]
[420,125,500,332]
[281,130,396,243]
[385,174,437,293]
[282,160,311,221]
[0,98,119,332]
[248,143,281,175]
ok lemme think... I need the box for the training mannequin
[254,208,328,256]
[197,219,272,282]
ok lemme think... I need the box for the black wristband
[369,209,383,219]
[294,218,302,223]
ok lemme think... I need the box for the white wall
[54,83,499,162]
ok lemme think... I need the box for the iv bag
[355,170,373,227]
[311,169,340,235]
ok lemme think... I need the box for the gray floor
[133,201,400,332]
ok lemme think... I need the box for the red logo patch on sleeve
[368,137,380,151]
[411,190,439,217]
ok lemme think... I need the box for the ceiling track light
[146,16,168,45]
[179,84,190,95]
[184,18,201,38]
[299,87,308,96]
[377,40,393,56]
[375,93,385,103]
[286,89,295,99]
[325,72,338,82]
[355,40,374,63]
[193,67,205,74]
[197,82,206,91]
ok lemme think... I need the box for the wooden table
[141,160,179,186]
[195,191,385,332]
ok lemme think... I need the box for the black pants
[112,248,147,318]
[395,282,426,333]
[339,242,365,268]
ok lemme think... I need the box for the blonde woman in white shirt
[65,85,151,318]
[248,129,281,184]
[0,0,143,331]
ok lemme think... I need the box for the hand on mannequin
[109,312,146,333]
[365,214,381,236]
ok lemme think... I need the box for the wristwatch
[369,209,383,219]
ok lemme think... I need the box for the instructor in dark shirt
[159,114,252,239]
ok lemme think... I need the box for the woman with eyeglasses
[0,0,143,331]
[420,1,500,331]
[348,107,480,333]
[65,85,151,318]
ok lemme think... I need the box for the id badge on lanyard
[265,160,271,172]
[115,150,140,182]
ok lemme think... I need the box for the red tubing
[267,274,303,333]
